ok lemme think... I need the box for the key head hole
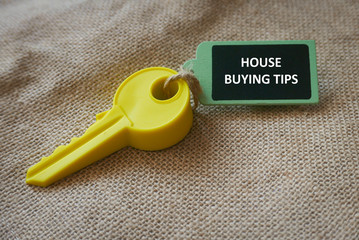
[151,77,179,101]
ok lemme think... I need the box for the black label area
[212,45,311,100]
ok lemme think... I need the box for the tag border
[184,40,318,105]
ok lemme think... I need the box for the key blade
[26,105,132,187]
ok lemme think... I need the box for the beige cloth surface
[1,0,358,239]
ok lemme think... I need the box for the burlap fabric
[1,0,358,239]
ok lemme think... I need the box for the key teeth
[52,145,66,155]
[28,134,85,179]
[69,137,79,144]
[96,110,109,121]
[40,136,80,162]
[26,106,127,186]
[36,107,117,166]
[84,128,92,134]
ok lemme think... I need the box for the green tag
[184,40,318,105]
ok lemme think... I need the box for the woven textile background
[1,0,358,239]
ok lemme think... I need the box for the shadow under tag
[184,40,318,105]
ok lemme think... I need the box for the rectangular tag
[184,40,318,105]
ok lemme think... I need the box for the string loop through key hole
[151,77,179,101]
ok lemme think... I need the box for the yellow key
[26,67,192,187]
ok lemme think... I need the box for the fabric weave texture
[0,0,358,239]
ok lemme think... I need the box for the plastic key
[26,67,193,187]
